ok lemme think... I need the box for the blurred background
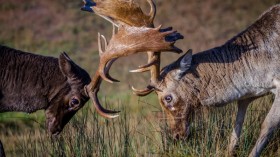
[1,0,280,156]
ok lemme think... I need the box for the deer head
[155,50,200,139]
[45,52,92,135]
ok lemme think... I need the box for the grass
[1,0,280,156]
[1,95,280,157]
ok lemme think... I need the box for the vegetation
[1,0,280,156]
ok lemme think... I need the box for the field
[1,0,280,156]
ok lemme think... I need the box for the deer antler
[94,25,183,83]
[84,24,183,118]
[85,72,120,118]
[82,0,155,27]
[82,0,182,96]
[81,0,183,117]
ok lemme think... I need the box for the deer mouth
[52,131,61,137]
[49,126,63,136]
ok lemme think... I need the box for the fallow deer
[82,0,280,156]
[0,25,182,133]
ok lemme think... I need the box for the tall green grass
[1,94,280,157]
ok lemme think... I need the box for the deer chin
[172,124,191,141]
[45,116,62,135]
[45,109,63,135]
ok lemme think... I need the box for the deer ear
[177,49,192,79]
[59,52,78,79]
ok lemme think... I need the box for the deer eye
[70,98,80,107]
[164,95,173,103]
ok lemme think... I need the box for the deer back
[0,45,91,135]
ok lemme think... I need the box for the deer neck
[186,38,274,107]
[0,47,67,112]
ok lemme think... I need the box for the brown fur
[0,45,91,135]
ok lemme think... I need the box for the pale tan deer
[82,1,280,157]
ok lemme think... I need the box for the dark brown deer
[0,45,93,135]
[82,1,280,156]
[0,24,182,133]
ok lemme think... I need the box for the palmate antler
[81,0,184,118]
[82,0,183,95]
[82,0,155,27]
[85,25,183,118]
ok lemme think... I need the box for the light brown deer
[82,1,280,157]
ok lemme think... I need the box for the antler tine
[131,51,161,96]
[129,62,155,73]
[104,58,120,83]
[147,0,156,24]
[129,50,159,73]
[86,72,120,119]
[112,24,117,37]
[131,86,153,96]
[97,30,120,83]
[101,35,108,50]
[98,32,104,55]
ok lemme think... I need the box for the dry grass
[1,0,280,156]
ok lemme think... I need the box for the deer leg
[228,97,256,156]
[0,140,5,157]
[249,89,280,157]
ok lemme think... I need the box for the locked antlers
[82,0,184,118]
[96,25,183,83]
